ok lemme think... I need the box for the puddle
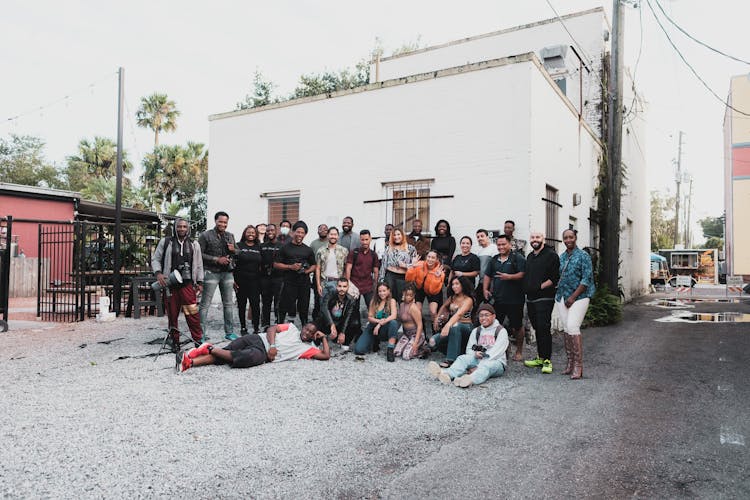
[645,299,694,309]
[656,312,750,323]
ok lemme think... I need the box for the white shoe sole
[454,374,473,388]
[438,372,452,385]
[426,361,442,379]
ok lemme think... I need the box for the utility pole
[673,131,684,247]
[605,0,624,293]
[685,175,693,247]
[113,67,124,315]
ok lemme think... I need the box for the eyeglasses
[477,313,494,318]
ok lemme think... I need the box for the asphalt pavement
[383,293,750,499]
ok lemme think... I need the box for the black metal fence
[0,216,12,330]
[37,221,162,322]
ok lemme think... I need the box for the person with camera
[234,225,262,334]
[427,303,508,388]
[151,218,204,350]
[274,221,316,324]
[317,277,360,349]
[177,322,330,372]
[198,211,239,341]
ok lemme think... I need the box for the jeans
[430,322,472,362]
[555,297,590,335]
[199,270,235,335]
[353,319,398,354]
[527,298,554,360]
[446,354,505,384]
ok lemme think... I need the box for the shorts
[224,334,267,368]
[493,302,524,330]
[416,289,443,309]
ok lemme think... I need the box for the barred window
[267,196,299,226]
[544,185,560,252]
[386,180,432,232]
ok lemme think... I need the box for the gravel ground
[0,306,532,498]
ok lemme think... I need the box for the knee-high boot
[570,334,583,380]
[562,333,574,375]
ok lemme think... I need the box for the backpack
[471,325,504,347]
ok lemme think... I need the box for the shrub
[583,285,622,328]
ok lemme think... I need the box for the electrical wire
[653,0,750,66]
[645,0,750,117]
[1,71,118,126]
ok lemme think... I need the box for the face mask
[280,227,290,236]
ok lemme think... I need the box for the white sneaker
[341,345,350,352]
[454,374,474,388]
[438,371,452,385]
[426,361,442,379]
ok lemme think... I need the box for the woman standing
[379,228,416,302]
[556,229,595,380]
[393,283,424,361]
[429,276,475,367]
[354,282,399,358]
[234,225,262,334]
[430,219,456,271]
[448,236,480,294]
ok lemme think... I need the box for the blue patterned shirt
[556,247,595,302]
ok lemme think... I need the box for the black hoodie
[523,245,560,301]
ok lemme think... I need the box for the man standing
[372,223,393,261]
[309,223,329,320]
[314,227,349,302]
[504,220,527,254]
[483,235,526,361]
[152,218,204,350]
[338,216,359,252]
[277,220,292,245]
[407,219,431,258]
[345,229,380,314]
[475,229,496,301]
[198,211,238,341]
[260,224,283,330]
[274,221,317,324]
[522,231,560,373]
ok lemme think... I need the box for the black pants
[312,282,322,321]
[384,270,406,303]
[235,274,261,331]
[527,299,554,360]
[315,318,361,346]
[279,280,311,324]
[222,333,267,368]
[260,276,282,327]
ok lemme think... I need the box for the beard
[530,241,542,250]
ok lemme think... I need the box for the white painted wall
[372,9,607,137]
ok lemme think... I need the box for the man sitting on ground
[318,277,360,350]
[427,303,508,388]
[178,323,330,371]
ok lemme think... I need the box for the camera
[296,262,309,274]
[471,344,487,353]
[178,262,192,282]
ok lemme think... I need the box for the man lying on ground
[178,323,330,372]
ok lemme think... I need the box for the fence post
[0,216,12,325]
[78,222,86,322]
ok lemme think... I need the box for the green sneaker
[524,357,544,368]
[541,359,553,374]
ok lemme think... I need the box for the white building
[208,8,649,299]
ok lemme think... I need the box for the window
[267,196,299,225]
[569,216,577,230]
[544,185,560,251]
[588,209,600,251]
[627,219,633,252]
[386,180,432,232]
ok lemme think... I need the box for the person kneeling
[427,304,508,388]
[178,323,329,371]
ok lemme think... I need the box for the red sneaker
[189,343,213,358]
[179,352,193,372]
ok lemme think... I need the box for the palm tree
[135,93,180,147]
[65,137,132,192]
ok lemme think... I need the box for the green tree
[698,215,724,239]
[141,142,208,216]
[136,93,180,147]
[236,70,278,110]
[0,134,64,188]
[390,35,423,56]
[65,137,133,193]
[650,190,676,252]
[290,60,370,99]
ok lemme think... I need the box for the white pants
[555,298,590,336]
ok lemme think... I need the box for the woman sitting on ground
[406,249,445,334]
[429,276,475,367]
[392,282,424,361]
[354,282,399,356]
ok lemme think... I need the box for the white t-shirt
[475,244,496,281]
[260,324,320,363]
[324,248,339,278]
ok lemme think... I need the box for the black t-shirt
[170,237,194,285]
[278,242,316,285]
[235,241,262,278]
[431,236,456,265]
[261,240,283,278]
[487,252,527,304]
[451,253,480,274]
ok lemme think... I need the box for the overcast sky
[2,0,748,243]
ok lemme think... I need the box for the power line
[653,0,750,66]
[1,71,118,127]
[645,0,750,117]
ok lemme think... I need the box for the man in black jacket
[522,231,560,374]
[317,277,360,350]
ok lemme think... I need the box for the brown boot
[570,334,583,380]
[513,328,525,361]
[562,333,574,375]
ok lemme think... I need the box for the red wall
[0,195,75,258]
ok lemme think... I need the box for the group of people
[152,212,595,386]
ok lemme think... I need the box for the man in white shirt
[427,303,508,388]
[177,323,330,371]
[474,229,496,299]
[314,226,349,301]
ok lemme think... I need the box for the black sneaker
[240,328,248,335]
[372,340,380,353]
[387,348,395,362]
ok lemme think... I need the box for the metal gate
[0,216,12,331]
[37,221,162,322]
